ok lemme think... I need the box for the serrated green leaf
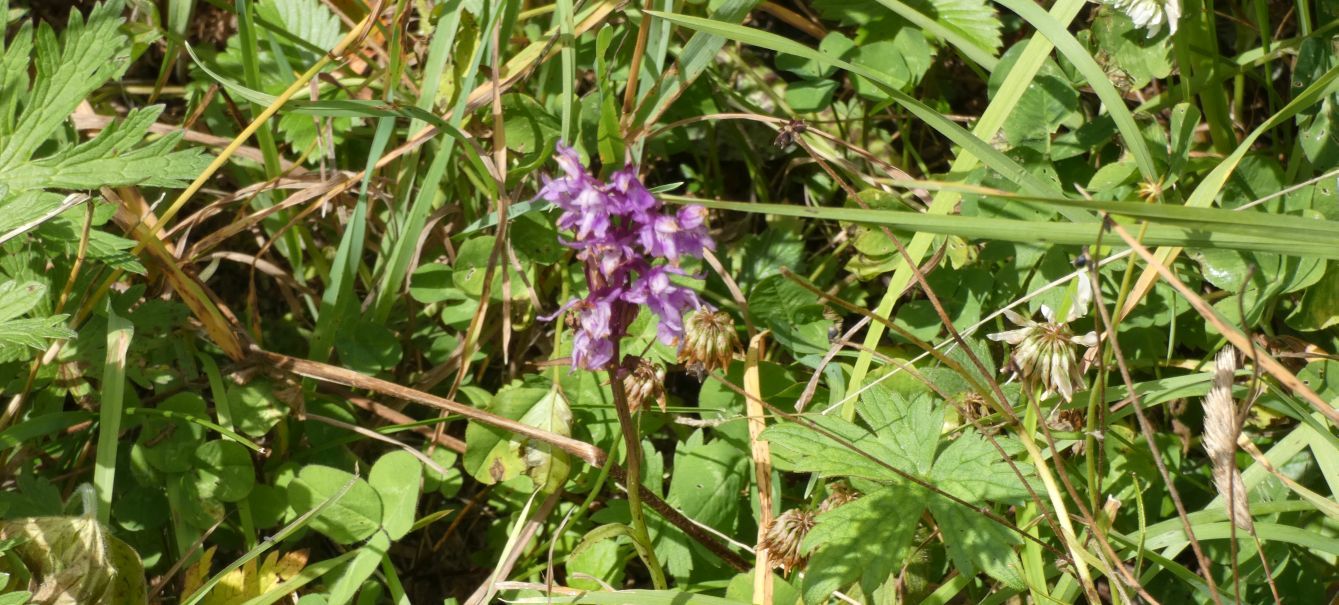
[801,486,923,604]
[927,497,1026,589]
[930,432,1031,503]
[0,280,44,322]
[0,0,129,168]
[763,415,902,481]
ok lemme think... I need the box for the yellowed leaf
[179,546,216,600]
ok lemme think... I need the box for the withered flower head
[678,308,741,378]
[818,483,858,513]
[988,282,1098,402]
[622,356,667,414]
[761,508,816,574]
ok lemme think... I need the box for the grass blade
[93,302,133,525]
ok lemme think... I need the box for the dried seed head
[1203,346,1252,531]
[761,508,816,574]
[622,357,667,414]
[818,483,858,513]
[678,309,741,377]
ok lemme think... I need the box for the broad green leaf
[515,388,574,492]
[567,530,626,590]
[1091,5,1172,89]
[856,388,942,475]
[193,440,256,503]
[0,106,209,192]
[1289,263,1339,331]
[763,415,903,481]
[287,466,383,545]
[801,486,923,604]
[333,320,403,375]
[872,0,1002,67]
[452,235,532,301]
[256,0,341,64]
[0,1,129,167]
[747,275,832,356]
[463,385,570,488]
[137,392,209,474]
[929,432,1030,503]
[228,380,287,438]
[927,496,1026,589]
[369,451,422,541]
[407,264,455,304]
[988,45,1078,145]
[0,280,44,322]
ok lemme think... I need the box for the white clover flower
[1108,0,1181,37]
[988,282,1098,402]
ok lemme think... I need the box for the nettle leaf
[768,385,1031,600]
[748,275,832,357]
[909,0,1002,55]
[811,0,1002,55]
[257,0,342,64]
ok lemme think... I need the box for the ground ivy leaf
[800,486,923,604]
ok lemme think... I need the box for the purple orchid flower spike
[537,142,715,371]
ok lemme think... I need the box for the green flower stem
[608,357,667,590]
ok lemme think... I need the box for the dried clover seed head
[678,308,740,377]
[761,508,816,574]
[622,357,667,414]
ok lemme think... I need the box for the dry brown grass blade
[744,330,774,605]
[1106,220,1339,426]
[248,348,606,466]
[254,349,753,572]
[109,188,246,360]
[336,388,467,453]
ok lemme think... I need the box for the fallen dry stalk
[249,348,605,466]
[744,331,775,605]
[250,347,752,572]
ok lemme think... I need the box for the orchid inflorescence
[539,143,715,371]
